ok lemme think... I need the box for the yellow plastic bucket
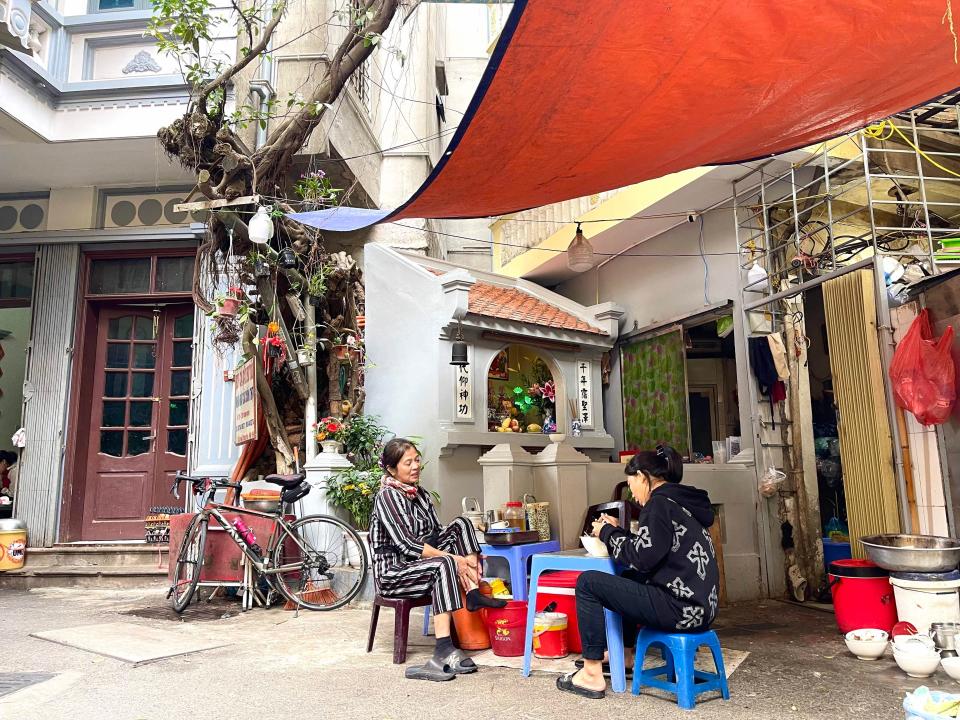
[0,519,27,571]
[533,611,569,659]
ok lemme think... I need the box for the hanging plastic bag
[889,310,956,426]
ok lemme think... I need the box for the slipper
[405,657,456,682]
[556,672,605,700]
[573,659,633,678]
[438,648,478,675]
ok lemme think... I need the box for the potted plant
[249,250,271,278]
[314,415,347,453]
[325,468,381,531]
[307,264,329,307]
[216,286,245,317]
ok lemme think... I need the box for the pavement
[0,586,955,720]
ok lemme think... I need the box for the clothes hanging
[749,336,782,429]
[767,332,790,380]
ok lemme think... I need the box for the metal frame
[731,98,960,535]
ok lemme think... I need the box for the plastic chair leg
[511,554,528,602]
[423,605,431,636]
[366,603,380,653]
[707,638,730,699]
[393,603,411,664]
[604,609,626,693]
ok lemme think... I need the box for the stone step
[0,564,168,590]
[23,544,169,568]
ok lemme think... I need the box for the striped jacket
[369,485,441,581]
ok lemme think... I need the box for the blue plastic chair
[521,550,627,693]
[480,540,561,602]
[632,628,730,709]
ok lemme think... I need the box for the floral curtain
[620,327,689,456]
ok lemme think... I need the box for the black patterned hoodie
[598,483,719,632]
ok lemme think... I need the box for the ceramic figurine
[571,420,582,437]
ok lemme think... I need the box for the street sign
[234,358,259,445]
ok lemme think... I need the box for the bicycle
[167,471,368,613]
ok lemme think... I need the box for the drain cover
[0,673,55,698]
[123,602,240,623]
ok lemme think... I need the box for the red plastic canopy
[291,0,960,230]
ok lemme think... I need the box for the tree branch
[198,0,287,103]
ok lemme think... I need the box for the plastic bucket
[828,559,898,634]
[533,611,569,659]
[484,600,528,657]
[452,589,491,650]
[890,571,960,635]
[538,570,583,652]
[0,519,27,571]
[822,538,852,567]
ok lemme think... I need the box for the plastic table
[480,539,561,601]
[521,549,627,693]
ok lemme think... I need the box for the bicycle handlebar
[170,471,242,500]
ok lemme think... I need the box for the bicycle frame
[198,502,316,578]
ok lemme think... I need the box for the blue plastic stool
[632,628,730,709]
[480,540,561,602]
[521,550,628,693]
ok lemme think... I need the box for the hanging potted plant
[356,314,366,329]
[314,416,347,454]
[249,250,271,278]
[297,346,314,367]
[346,334,362,364]
[307,264,329,308]
[278,247,297,269]
[216,286,245,317]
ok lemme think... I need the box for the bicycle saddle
[265,472,306,489]
[281,481,310,504]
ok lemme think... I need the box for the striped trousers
[376,516,481,614]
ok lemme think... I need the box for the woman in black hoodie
[557,445,719,699]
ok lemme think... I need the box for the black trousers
[575,570,678,660]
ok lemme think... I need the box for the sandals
[404,657,456,682]
[574,658,633,679]
[556,672,605,700]
[438,648,478,675]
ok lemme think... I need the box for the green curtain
[620,328,689,456]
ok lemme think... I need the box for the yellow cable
[865,119,960,179]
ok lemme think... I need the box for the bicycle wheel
[170,514,207,612]
[271,514,368,611]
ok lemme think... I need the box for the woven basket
[523,493,551,541]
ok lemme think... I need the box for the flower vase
[321,440,342,454]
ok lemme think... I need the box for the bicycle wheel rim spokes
[172,518,206,611]
[272,516,367,610]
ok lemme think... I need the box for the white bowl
[580,535,609,557]
[894,647,942,678]
[844,629,889,660]
[893,635,938,653]
[942,656,960,682]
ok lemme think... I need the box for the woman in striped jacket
[369,437,506,681]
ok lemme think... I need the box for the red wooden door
[81,305,193,540]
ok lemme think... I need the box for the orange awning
[291,0,960,231]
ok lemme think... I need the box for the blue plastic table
[521,549,627,693]
[480,540,561,602]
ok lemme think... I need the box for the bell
[278,247,297,269]
[450,339,468,366]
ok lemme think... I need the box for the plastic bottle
[232,517,263,558]
[503,501,526,531]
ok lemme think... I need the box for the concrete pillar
[477,444,535,515]
[302,451,353,520]
[532,438,592,550]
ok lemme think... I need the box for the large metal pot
[860,534,960,573]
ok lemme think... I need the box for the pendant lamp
[450,320,468,366]
[567,222,595,272]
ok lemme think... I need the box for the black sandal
[574,658,633,679]
[556,672,605,699]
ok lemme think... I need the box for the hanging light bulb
[248,206,275,245]
[450,319,468,366]
[566,222,595,272]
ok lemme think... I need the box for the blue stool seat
[480,540,561,602]
[632,628,730,709]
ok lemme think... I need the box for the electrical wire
[697,214,710,303]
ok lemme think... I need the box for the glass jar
[503,501,527,531]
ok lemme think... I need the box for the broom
[283,577,339,610]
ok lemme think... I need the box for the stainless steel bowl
[860,534,960,573]
[242,498,280,513]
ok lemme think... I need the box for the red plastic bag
[889,309,957,425]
